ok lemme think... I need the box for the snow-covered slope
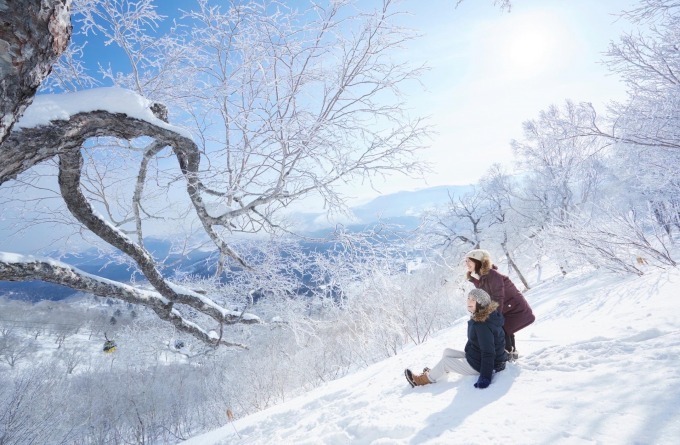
[182,267,680,445]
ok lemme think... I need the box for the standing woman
[465,249,535,360]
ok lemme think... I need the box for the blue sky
[368,0,636,200]
[68,0,637,198]
[66,0,637,201]
[2,0,639,253]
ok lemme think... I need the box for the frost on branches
[0,1,428,345]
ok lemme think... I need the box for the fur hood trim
[472,300,499,322]
[480,256,493,276]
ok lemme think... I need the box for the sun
[504,28,553,76]
[498,14,563,79]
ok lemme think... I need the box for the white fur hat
[466,249,491,262]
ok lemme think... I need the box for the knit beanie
[468,288,492,307]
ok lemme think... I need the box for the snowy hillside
[182,267,680,445]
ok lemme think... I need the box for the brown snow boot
[413,372,432,386]
[405,368,432,387]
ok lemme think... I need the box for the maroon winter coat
[469,265,535,335]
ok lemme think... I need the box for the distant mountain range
[1,185,471,301]
[289,184,473,234]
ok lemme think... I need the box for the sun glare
[497,13,564,79]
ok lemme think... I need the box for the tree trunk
[500,239,530,290]
[0,0,72,145]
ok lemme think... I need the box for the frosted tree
[478,165,532,288]
[0,332,36,368]
[0,0,427,345]
[420,187,494,253]
[508,100,611,274]
[599,0,680,236]
[511,100,608,227]
[0,367,70,444]
[549,203,677,276]
[419,166,532,287]
[521,0,680,272]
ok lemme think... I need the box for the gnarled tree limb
[0,253,251,347]
[2,106,260,345]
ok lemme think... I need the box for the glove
[474,376,491,389]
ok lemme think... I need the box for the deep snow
[182,266,680,445]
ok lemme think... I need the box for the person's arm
[487,271,506,310]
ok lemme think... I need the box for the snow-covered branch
[2,96,261,344]
[0,252,257,346]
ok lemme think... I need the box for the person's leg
[505,332,518,360]
[427,348,478,382]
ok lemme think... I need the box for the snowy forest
[1,0,680,444]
